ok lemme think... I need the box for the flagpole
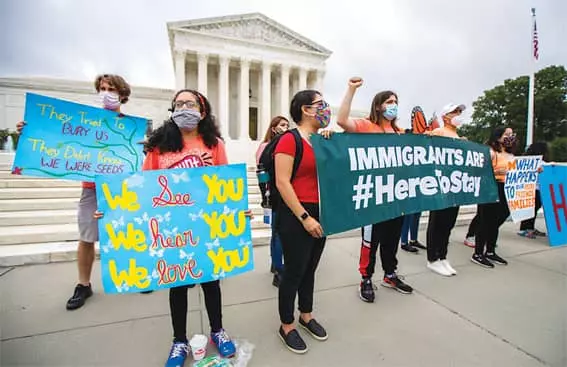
[526,7,537,148]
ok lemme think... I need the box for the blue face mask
[383,104,398,121]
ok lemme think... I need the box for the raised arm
[337,77,363,132]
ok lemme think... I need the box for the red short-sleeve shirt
[274,133,319,203]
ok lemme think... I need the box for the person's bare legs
[77,241,95,286]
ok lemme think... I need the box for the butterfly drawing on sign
[212,270,226,280]
[164,227,178,237]
[205,238,220,250]
[149,247,165,258]
[238,238,252,247]
[101,241,113,254]
[223,205,237,215]
[171,171,190,183]
[155,214,164,223]
[126,173,145,188]
[163,212,172,222]
[112,216,125,229]
[134,212,150,225]
[116,282,130,293]
[145,269,160,283]
[179,249,195,260]
[189,209,204,221]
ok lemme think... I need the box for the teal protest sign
[312,134,499,235]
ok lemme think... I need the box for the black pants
[426,207,459,262]
[277,203,326,325]
[475,182,510,255]
[170,281,222,342]
[466,211,479,238]
[358,216,404,278]
[520,190,542,230]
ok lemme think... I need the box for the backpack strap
[289,128,304,181]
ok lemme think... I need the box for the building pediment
[168,13,331,56]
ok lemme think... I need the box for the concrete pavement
[1,222,566,367]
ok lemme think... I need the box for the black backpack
[258,128,304,212]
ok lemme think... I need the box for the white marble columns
[174,51,186,90]
[238,58,250,140]
[280,64,290,116]
[218,55,230,140]
[197,53,209,96]
[260,61,272,137]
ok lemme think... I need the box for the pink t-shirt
[255,142,268,165]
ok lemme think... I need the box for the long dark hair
[290,90,320,124]
[525,141,549,161]
[486,126,507,152]
[262,116,289,142]
[368,90,400,132]
[145,89,221,153]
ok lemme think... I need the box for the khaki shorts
[77,188,99,243]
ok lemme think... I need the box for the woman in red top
[337,77,413,304]
[276,90,331,354]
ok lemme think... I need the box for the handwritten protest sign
[539,165,567,247]
[504,156,543,223]
[12,93,146,181]
[312,134,498,235]
[95,163,254,293]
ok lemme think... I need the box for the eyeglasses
[173,100,198,110]
[305,100,329,109]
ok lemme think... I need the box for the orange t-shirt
[142,136,228,171]
[352,118,404,134]
[491,149,514,182]
[429,126,460,138]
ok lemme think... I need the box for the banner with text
[539,165,567,247]
[12,93,146,181]
[312,134,499,235]
[504,155,543,223]
[95,163,254,294]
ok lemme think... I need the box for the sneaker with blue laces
[165,341,189,367]
[211,329,236,358]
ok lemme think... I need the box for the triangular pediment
[169,13,331,55]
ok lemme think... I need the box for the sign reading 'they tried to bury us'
[95,163,254,294]
[12,93,147,181]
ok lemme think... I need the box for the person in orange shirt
[15,74,143,310]
[472,126,516,268]
[424,103,466,276]
[337,77,413,303]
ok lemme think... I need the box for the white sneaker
[464,237,475,248]
[427,260,452,276]
[440,259,457,275]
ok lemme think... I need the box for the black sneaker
[299,318,328,341]
[471,254,494,268]
[272,272,283,288]
[410,240,427,250]
[359,278,375,303]
[278,327,308,354]
[66,284,93,310]
[381,275,413,294]
[485,252,508,265]
[270,264,276,274]
[401,243,419,253]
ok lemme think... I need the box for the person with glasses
[137,89,252,366]
[337,77,413,304]
[275,90,332,354]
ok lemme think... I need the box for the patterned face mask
[315,100,332,128]
[502,135,516,147]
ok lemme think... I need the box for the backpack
[258,128,304,212]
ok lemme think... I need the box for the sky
[1,0,566,129]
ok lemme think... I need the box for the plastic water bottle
[256,164,270,208]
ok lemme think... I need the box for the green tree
[459,65,567,149]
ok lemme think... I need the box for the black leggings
[475,182,510,255]
[426,207,459,262]
[358,216,404,278]
[170,281,222,342]
[277,202,326,325]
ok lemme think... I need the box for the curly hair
[145,89,221,153]
[94,74,131,104]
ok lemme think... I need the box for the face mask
[383,104,398,121]
[274,126,287,135]
[502,135,516,147]
[99,91,121,110]
[172,109,201,131]
[315,102,332,128]
[450,116,463,127]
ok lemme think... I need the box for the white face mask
[450,116,463,127]
[99,91,121,110]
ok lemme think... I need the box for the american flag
[531,8,539,61]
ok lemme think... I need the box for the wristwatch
[300,212,309,221]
